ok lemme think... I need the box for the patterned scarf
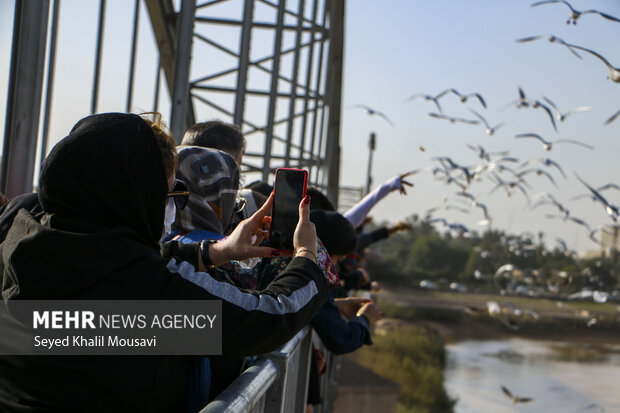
[173,146,240,234]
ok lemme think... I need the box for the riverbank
[375,288,620,344]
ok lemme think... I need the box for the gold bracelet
[295,248,317,262]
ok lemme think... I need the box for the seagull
[472,200,490,221]
[489,173,530,203]
[506,92,558,131]
[516,35,582,58]
[501,385,533,405]
[517,168,557,187]
[441,88,487,109]
[433,156,475,184]
[349,105,395,126]
[530,99,558,132]
[571,183,620,201]
[574,173,620,222]
[469,109,504,135]
[405,93,443,113]
[532,1,620,25]
[532,192,569,217]
[605,110,620,125]
[515,133,593,151]
[542,96,590,122]
[562,43,620,83]
[520,157,566,178]
[467,144,509,161]
[428,112,479,125]
[504,87,532,110]
[445,204,471,214]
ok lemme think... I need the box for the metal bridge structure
[1,0,346,206]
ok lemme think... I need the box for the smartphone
[269,168,308,251]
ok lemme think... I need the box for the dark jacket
[0,113,327,412]
[310,295,372,355]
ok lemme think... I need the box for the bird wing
[516,35,543,43]
[563,106,590,118]
[501,386,513,398]
[574,173,611,206]
[583,10,620,23]
[569,216,592,231]
[542,96,558,110]
[469,109,489,128]
[457,117,480,125]
[536,101,558,131]
[375,111,395,127]
[543,158,566,178]
[405,93,427,102]
[350,104,372,111]
[469,93,487,108]
[555,139,593,149]
[447,88,463,98]
[604,109,620,125]
[532,0,575,12]
[516,133,546,143]
[429,112,447,120]
[538,169,557,186]
[517,397,533,404]
[566,43,614,70]
[434,89,452,99]
[598,183,620,192]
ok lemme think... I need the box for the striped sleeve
[167,256,328,356]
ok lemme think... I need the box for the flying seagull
[428,112,479,125]
[517,168,557,187]
[542,96,590,122]
[516,35,582,58]
[520,157,566,178]
[501,385,533,405]
[467,144,509,161]
[441,88,487,109]
[532,1,620,25]
[574,173,619,222]
[405,93,443,113]
[469,109,504,136]
[349,105,395,126]
[530,100,558,132]
[515,133,593,151]
[572,183,620,201]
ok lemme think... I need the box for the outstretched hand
[334,297,373,320]
[388,220,414,235]
[398,172,415,195]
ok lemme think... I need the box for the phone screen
[270,168,308,251]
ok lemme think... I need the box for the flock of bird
[350,3,620,407]
[349,0,620,255]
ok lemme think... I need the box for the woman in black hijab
[0,113,326,412]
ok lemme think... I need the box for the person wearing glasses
[0,112,325,412]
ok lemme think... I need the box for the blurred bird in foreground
[501,385,533,404]
[531,1,620,25]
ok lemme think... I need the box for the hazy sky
[1,0,619,253]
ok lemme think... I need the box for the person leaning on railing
[0,112,327,413]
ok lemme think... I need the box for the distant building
[599,225,620,251]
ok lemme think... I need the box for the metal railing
[202,326,336,413]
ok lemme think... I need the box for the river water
[444,338,620,412]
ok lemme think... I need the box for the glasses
[167,179,190,210]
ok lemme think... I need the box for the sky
[1,0,620,254]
